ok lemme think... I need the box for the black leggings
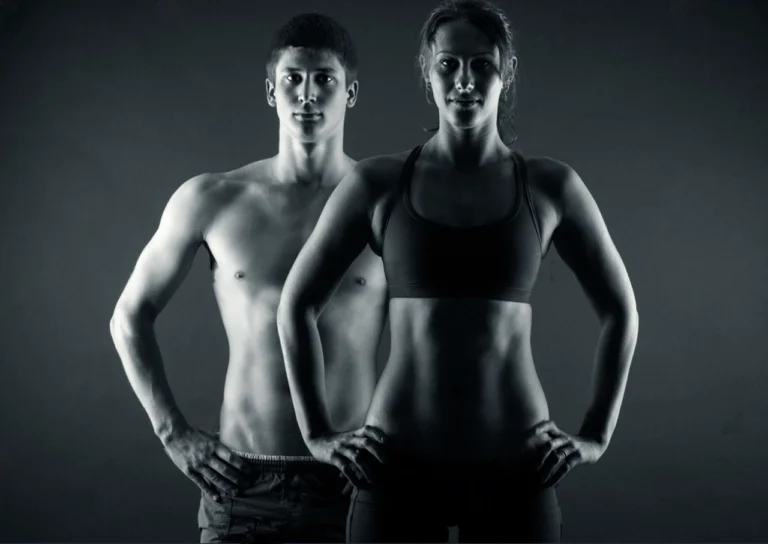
[346,454,562,543]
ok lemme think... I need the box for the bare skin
[278,20,638,490]
[110,47,388,502]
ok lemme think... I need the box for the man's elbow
[110,303,151,341]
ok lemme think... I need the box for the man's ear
[346,79,359,108]
[266,78,276,107]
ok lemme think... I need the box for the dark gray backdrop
[1,0,766,541]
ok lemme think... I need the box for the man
[109,13,388,542]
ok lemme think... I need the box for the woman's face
[426,19,505,133]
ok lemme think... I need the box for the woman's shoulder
[354,148,419,177]
[517,153,586,207]
[345,147,421,195]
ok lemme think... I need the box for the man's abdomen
[218,308,382,456]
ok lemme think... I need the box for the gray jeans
[197,455,348,543]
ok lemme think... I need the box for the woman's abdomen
[366,298,550,461]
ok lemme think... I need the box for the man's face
[267,47,358,143]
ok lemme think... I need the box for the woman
[277,0,639,541]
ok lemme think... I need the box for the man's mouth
[294,113,323,120]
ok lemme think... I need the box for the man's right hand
[162,426,252,502]
[306,424,388,489]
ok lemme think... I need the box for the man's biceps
[129,250,193,301]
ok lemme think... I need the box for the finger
[526,420,558,440]
[347,436,387,464]
[337,445,375,483]
[333,448,370,485]
[360,425,388,444]
[540,443,578,485]
[330,452,367,488]
[208,457,249,488]
[535,437,571,471]
[537,442,571,482]
[524,421,559,450]
[215,445,253,475]
[187,470,222,503]
[199,465,240,497]
[543,448,582,488]
[342,481,354,496]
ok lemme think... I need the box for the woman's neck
[430,121,508,170]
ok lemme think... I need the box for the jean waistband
[230,451,325,469]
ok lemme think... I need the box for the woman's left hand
[529,420,606,488]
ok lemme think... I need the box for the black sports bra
[372,145,543,303]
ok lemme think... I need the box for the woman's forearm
[578,309,639,448]
[277,302,334,442]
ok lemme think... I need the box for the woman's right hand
[306,424,389,488]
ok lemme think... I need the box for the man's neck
[273,128,348,187]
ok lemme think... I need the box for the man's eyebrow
[280,66,339,72]
[435,50,495,56]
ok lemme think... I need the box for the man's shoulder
[178,158,277,204]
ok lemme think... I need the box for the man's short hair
[266,13,359,85]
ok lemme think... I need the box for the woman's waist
[366,373,549,461]
[367,407,550,463]
[380,338,540,398]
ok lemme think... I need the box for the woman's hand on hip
[526,420,606,488]
[306,425,389,488]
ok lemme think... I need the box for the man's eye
[285,74,301,83]
[440,59,456,68]
[317,74,334,84]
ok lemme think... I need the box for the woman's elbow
[597,296,639,329]
[611,307,639,334]
[276,292,316,334]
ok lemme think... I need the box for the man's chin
[288,125,333,144]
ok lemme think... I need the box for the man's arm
[276,159,389,485]
[110,175,210,441]
[109,174,249,500]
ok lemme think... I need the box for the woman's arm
[529,158,639,487]
[552,164,639,449]
[276,159,389,483]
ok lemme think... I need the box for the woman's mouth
[450,99,481,108]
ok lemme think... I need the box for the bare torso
[203,159,387,455]
[364,149,560,461]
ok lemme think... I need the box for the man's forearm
[277,304,334,442]
[110,312,188,444]
[578,309,639,448]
